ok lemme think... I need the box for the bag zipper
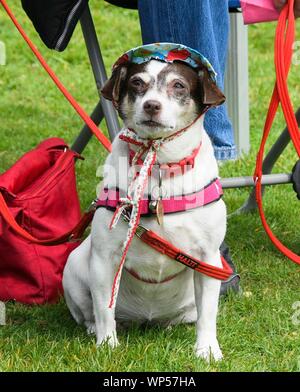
[18,151,74,200]
[55,0,83,51]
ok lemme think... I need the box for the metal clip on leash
[149,168,164,225]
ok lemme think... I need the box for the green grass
[0,0,300,372]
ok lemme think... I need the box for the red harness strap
[255,0,300,265]
[124,216,233,281]
[140,231,232,280]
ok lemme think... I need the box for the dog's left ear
[198,68,225,107]
[101,66,127,106]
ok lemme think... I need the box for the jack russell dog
[63,43,231,362]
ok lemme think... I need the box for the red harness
[97,122,229,286]
[97,179,231,285]
[96,132,231,289]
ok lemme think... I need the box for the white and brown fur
[63,58,227,361]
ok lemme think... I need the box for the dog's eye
[173,81,185,89]
[130,78,144,88]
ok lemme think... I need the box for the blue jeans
[138,0,236,160]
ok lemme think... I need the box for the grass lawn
[0,0,300,372]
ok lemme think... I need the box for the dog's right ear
[101,66,127,105]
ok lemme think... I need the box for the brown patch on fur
[159,63,199,107]
[125,63,151,102]
[157,62,225,113]
[101,63,149,109]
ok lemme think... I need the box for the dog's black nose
[143,100,161,115]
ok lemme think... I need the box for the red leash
[119,212,233,280]
[139,229,233,281]
[254,0,300,264]
[0,0,112,153]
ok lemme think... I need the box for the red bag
[0,138,82,304]
[0,1,110,306]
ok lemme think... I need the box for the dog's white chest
[112,193,226,323]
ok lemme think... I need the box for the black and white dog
[63,45,228,361]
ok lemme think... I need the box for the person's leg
[138,0,236,160]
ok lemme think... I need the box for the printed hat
[112,42,217,82]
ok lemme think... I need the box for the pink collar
[96,178,223,215]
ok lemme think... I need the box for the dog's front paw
[195,339,223,362]
[85,321,96,335]
[96,330,119,349]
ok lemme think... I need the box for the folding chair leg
[71,100,104,154]
[80,4,120,141]
[239,107,300,212]
[221,173,291,189]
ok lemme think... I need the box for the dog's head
[101,44,225,139]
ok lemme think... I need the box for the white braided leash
[108,129,162,308]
